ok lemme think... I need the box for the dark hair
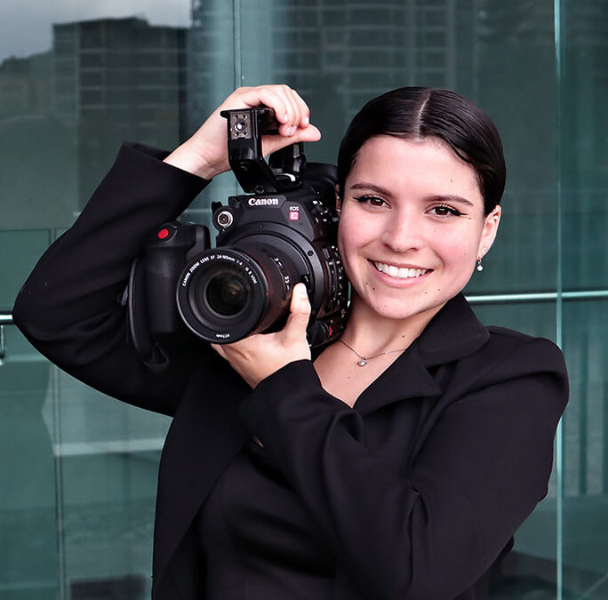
[337,87,506,215]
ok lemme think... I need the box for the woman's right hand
[164,85,321,180]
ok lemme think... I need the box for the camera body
[127,107,348,364]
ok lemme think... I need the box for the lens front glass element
[177,245,295,343]
[205,267,250,316]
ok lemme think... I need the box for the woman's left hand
[211,283,312,388]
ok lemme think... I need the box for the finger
[291,282,311,313]
[224,86,290,125]
[283,283,311,341]
[290,88,311,129]
[261,123,321,157]
[259,85,294,129]
[230,85,314,135]
[236,85,306,137]
[278,85,301,136]
[292,123,321,143]
[259,85,297,137]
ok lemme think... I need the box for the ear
[477,206,501,259]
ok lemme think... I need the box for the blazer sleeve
[238,337,569,600]
[13,142,211,416]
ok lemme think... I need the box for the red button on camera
[158,228,170,240]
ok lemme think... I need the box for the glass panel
[0,326,58,600]
[188,0,239,227]
[560,0,608,598]
[561,300,608,599]
[1,2,192,598]
[0,231,52,312]
[56,371,170,600]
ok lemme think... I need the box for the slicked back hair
[337,87,506,215]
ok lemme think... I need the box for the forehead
[348,135,482,204]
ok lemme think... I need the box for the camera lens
[176,244,301,343]
[205,267,250,316]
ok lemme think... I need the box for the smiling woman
[13,84,568,600]
[336,135,500,327]
[315,87,506,408]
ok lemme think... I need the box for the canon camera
[127,107,348,365]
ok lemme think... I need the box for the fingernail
[283,113,289,123]
[288,126,297,136]
[296,285,308,299]
[303,115,310,126]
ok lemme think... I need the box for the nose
[380,211,422,253]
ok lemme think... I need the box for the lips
[373,261,430,279]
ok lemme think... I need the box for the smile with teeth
[373,261,430,279]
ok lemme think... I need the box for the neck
[341,295,445,356]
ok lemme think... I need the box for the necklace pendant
[357,359,367,367]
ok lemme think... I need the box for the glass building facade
[1,0,606,598]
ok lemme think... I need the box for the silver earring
[477,248,487,272]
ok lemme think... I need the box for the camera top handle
[220,107,305,194]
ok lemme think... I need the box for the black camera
[127,107,348,365]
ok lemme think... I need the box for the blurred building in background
[53,17,189,204]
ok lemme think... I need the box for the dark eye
[354,195,388,208]
[430,204,463,217]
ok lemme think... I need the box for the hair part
[337,87,506,215]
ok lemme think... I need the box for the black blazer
[13,143,569,600]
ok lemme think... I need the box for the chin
[366,300,432,322]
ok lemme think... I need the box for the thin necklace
[337,338,408,367]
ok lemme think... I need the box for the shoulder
[483,326,566,377]
[423,295,566,383]
[452,326,569,415]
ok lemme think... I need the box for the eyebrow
[349,182,476,208]
[350,182,394,197]
[423,194,475,208]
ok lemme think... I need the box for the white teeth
[374,262,428,279]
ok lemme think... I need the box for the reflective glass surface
[2,0,607,598]
[559,2,608,598]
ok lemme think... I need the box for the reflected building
[187,0,235,135]
[188,0,477,158]
[0,53,75,230]
[269,0,477,120]
[53,17,189,204]
[0,52,53,121]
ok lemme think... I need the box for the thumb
[283,283,311,340]
[262,124,321,157]
[292,123,322,144]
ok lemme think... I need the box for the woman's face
[337,135,501,323]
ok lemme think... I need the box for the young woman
[13,85,568,600]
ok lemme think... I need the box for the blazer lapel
[354,294,489,415]
[354,342,441,415]
[418,293,489,368]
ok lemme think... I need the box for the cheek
[337,218,363,255]
[337,220,369,281]
[336,225,347,257]
[434,230,481,265]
